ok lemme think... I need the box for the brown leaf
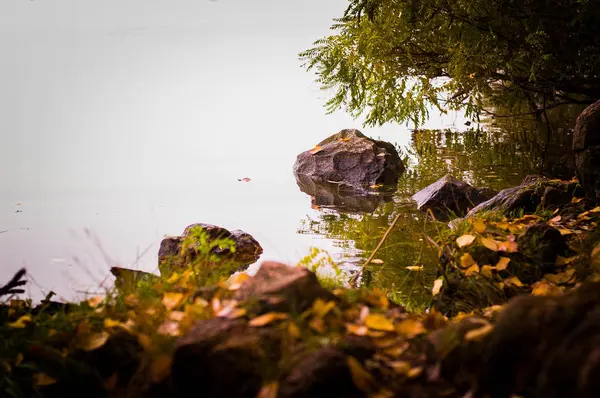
[347,356,375,392]
[34,373,57,387]
[365,314,395,332]
[151,355,172,383]
[495,257,511,271]
[257,382,279,398]
[456,234,476,248]
[504,276,524,287]
[249,312,289,327]
[432,278,443,296]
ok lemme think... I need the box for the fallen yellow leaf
[346,323,368,336]
[405,265,424,271]
[504,276,524,287]
[456,235,476,248]
[162,292,184,310]
[310,145,323,154]
[103,318,122,329]
[481,265,495,278]
[365,314,395,332]
[249,312,289,327]
[8,314,32,329]
[288,322,301,339]
[559,228,575,236]
[472,219,486,233]
[531,280,565,297]
[481,238,500,251]
[312,299,337,318]
[495,257,511,271]
[396,319,425,338]
[157,320,180,337]
[432,278,443,296]
[464,264,479,276]
[460,253,477,268]
[87,296,104,308]
[544,268,576,285]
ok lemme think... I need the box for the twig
[348,213,402,287]
[0,268,27,297]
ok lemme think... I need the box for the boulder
[412,175,496,219]
[573,100,600,201]
[295,173,395,213]
[158,223,262,274]
[293,129,405,192]
[466,176,583,217]
[233,261,337,314]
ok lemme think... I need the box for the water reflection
[297,109,581,309]
[294,174,396,213]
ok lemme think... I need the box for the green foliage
[297,247,345,289]
[300,0,600,126]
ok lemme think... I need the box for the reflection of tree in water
[297,108,583,309]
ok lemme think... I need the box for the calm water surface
[1,1,576,302]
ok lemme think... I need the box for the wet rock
[233,261,337,314]
[295,173,395,213]
[293,129,405,192]
[466,176,583,217]
[158,223,263,274]
[573,100,600,201]
[172,318,281,398]
[412,175,496,220]
[278,347,364,398]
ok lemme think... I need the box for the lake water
[0,0,577,302]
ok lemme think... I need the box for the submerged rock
[158,223,262,274]
[293,129,405,192]
[412,175,496,219]
[573,100,600,201]
[295,173,395,213]
[466,175,583,217]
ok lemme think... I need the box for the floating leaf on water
[432,278,443,296]
[8,315,32,329]
[481,238,500,251]
[456,234,476,248]
[257,382,279,398]
[365,314,395,332]
[504,276,524,287]
[162,292,184,310]
[396,319,426,338]
[346,323,368,336]
[495,257,511,271]
[460,253,477,268]
[405,265,424,272]
[249,312,289,327]
[87,296,104,308]
[531,280,565,297]
[237,177,251,182]
[34,373,57,387]
[347,356,375,392]
[310,145,323,154]
[370,259,384,264]
[464,323,493,341]
[79,332,110,352]
[151,355,173,383]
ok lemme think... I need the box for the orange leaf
[257,382,279,398]
[310,145,323,154]
[249,312,289,327]
[347,356,375,392]
[396,319,425,338]
[432,278,443,296]
[495,257,511,271]
[456,235,476,248]
[151,355,173,383]
[460,253,477,268]
[481,238,500,251]
[79,332,110,352]
[531,280,564,297]
[346,323,368,336]
[162,292,184,310]
[365,314,395,332]
[34,373,57,387]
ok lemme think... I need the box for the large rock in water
[158,223,262,275]
[293,129,405,191]
[466,175,584,217]
[573,100,600,200]
[412,175,496,219]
